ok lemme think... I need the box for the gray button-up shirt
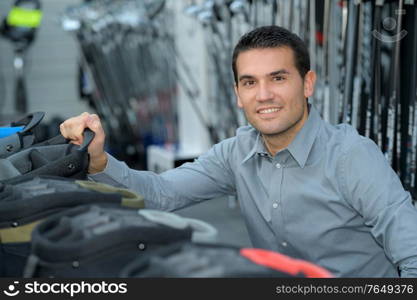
[90,105,417,277]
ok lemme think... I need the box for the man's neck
[262,130,297,156]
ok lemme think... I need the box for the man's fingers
[86,114,100,130]
[60,112,92,145]
[59,112,107,173]
[85,114,105,141]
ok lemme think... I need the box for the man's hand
[60,112,108,174]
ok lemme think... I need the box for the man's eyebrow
[238,74,255,82]
[238,69,291,82]
[269,69,290,76]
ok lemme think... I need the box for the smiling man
[60,26,417,277]
[234,45,314,155]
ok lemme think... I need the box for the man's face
[234,47,315,137]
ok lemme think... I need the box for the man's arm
[88,140,237,211]
[60,112,236,212]
[340,137,417,277]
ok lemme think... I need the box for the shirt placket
[270,151,290,253]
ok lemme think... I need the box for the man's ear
[303,70,317,98]
[234,85,243,108]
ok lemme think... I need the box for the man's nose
[255,82,274,102]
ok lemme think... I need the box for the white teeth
[259,108,280,114]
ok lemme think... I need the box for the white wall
[171,0,212,157]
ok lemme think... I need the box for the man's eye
[243,80,255,86]
[273,76,284,81]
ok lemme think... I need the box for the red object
[240,248,333,278]
[316,31,324,45]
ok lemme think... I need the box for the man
[60,26,417,277]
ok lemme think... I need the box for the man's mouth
[257,107,282,114]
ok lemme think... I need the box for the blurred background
[0,0,416,245]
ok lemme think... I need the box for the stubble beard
[258,104,306,140]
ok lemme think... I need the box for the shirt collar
[241,132,264,163]
[241,104,322,167]
[286,105,322,168]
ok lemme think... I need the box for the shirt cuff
[87,153,129,188]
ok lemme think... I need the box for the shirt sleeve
[88,139,237,211]
[339,137,417,277]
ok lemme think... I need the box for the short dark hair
[232,26,310,84]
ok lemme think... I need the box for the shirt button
[282,242,288,247]
[275,163,281,169]
[272,203,278,209]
